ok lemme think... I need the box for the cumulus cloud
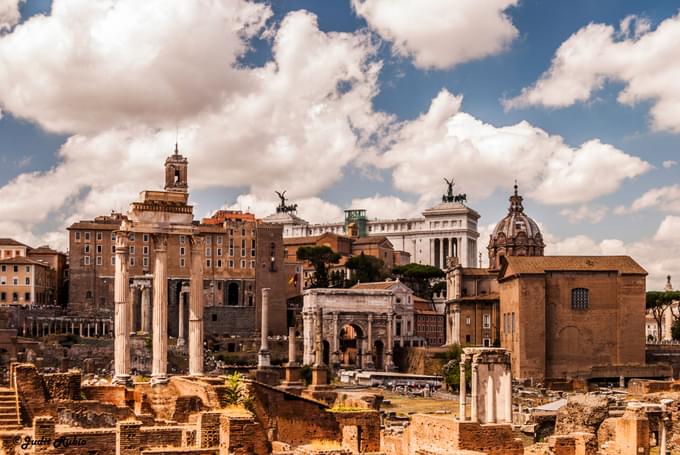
[663,160,677,169]
[0,0,272,133]
[615,184,680,215]
[373,89,651,205]
[559,205,608,224]
[352,0,518,69]
[0,7,389,246]
[543,217,680,290]
[349,195,418,220]
[504,13,680,132]
[0,0,21,32]
[224,194,344,224]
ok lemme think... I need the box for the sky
[0,0,679,289]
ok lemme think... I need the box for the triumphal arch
[113,147,204,386]
[302,288,396,371]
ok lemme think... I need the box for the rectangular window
[241,228,246,236]
[143,246,149,255]
[129,233,135,241]
[228,260,234,268]
[143,234,149,243]
[24,292,30,302]
[13,265,18,273]
[25,265,30,273]
[251,239,256,257]
[0,292,5,301]
[206,259,211,268]
[206,247,211,257]
[111,232,116,240]
[250,260,255,268]
[240,260,246,268]
[0,277,5,285]
[483,314,491,329]
[129,257,135,266]
[25,277,30,285]
[511,312,515,334]
[96,245,102,254]
[180,258,185,268]
[217,248,222,257]
[143,257,148,268]
[180,235,186,244]
[465,316,471,326]
[96,232,102,241]
[129,246,135,255]
[84,244,90,254]
[111,257,115,265]
[180,247,186,256]
[12,277,18,285]
[75,231,81,241]
[229,239,234,256]
[216,236,223,245]
[206,236,212,245]
[84,256,91,266]
[96,256,102,266]
[217,259,222,268]
[571,288,589,310]
[84,232,91,241]
[0,265,4,272]
[229,229,234,236]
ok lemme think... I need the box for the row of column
[432,237,466,269]
[21,318,112,338]
[113,232,204,386]
[459,349,512,424]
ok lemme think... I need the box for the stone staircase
[0,387,21,429]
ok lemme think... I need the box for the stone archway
[339,324,364,367]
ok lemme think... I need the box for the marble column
[141,286,152,334]
[366,315,375,370]
[450,303,461,345]
[314,307,324,367]
[151,234,169,385]
[258,287,271,368]
[189,236,204,376]
[486,367,496,423]
[288,326,297,364]
[177,284,188,349]
[302,310,314,365]
[113,233,131,386]
[470,358,479,423]
[459,355,467,421]
[386,312,395,371]
[128,285,136,334]
[331,312,340,367]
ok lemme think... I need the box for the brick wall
[43,371,81,401]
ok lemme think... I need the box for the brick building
[498,255,647,381]
[413,296,445,346]
[67,149,287,337]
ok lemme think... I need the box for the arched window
[571,288,589,310]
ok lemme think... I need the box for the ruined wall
[43,371,81,401]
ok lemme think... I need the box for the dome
[488,184,544,270]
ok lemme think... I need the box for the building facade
[498,255,647,381]
[0,256,53,306]
[265,182,481,269]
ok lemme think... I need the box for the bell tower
[164,143,188,193]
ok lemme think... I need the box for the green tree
[222,372,252,409]
[392,263,445,300]
[672,318,680,341]
[440,344,471,392]
[346,252,385,285]
[297,246,341,288]
[646,291,680,341]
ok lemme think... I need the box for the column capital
[152,233,168,252]
[114,231,130,254]
[189,235,204,252]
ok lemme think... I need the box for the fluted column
[258,288,271,368]
[151,234,169,385]
[128,285,136,334]
[141,286,152,334]
[189,236,204,376]
[314,307,324,367]
[386,312,395,371]
[471,358,479,423]
[459,354,467,420]
[177,284,189,349]
[113,232,131,386]
[302,310,314,365]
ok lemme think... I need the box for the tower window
[571,288,589,310]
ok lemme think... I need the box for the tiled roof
[461,267,496,277]
[353,236,391,245]
[500,256,647,279]
[0,256,50,267]
[0,238,31,248]
[29,246,61,255]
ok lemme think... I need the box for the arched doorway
[339,324,364,367]
[227,282,239,306]
[373,340,384,370]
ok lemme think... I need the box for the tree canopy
[392,263,445,300]
[347,252,385,285]
[646,290,680,342]
[296,245,341,288]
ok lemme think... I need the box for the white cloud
[374,89,650,205]
[543,217,680,290]
[615,184,680,215]
[224,194,344,225]
[559,205,608,224]
[0,0,21,32]
[0,0,272,133]
[352,0,518,69]
[663,160,677,169]
[349,194,417,220]
[504,13,680,132]
[0,8,389,246]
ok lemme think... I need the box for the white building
[264,193,481,269]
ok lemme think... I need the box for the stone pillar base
[258,349,271,368]
[255,367,280,386]
[112,374,132,388]
[283,364,302,384]
[307,365,331,391]
[151,375,169,386]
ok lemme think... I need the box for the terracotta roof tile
[0,238,31,248]
[501,256,647,278]
[0,256,50,266]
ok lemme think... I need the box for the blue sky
[0,0,679,287]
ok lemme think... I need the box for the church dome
[487,184,544,270]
